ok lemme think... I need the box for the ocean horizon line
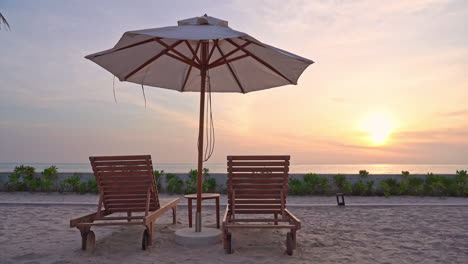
[0,162,466,174]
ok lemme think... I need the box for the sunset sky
[1,0,467,164]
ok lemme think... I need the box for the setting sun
[362,113,394,145]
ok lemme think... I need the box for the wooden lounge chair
[70,155,179,250]
[223,155,301,255]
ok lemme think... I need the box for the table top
[184,193,220,199]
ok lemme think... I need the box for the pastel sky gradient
[1,0,467,164]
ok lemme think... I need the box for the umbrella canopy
[86,15,313,94]
[86,14,313,233]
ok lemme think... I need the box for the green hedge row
[3,165,220,195]
[289,170,468,197]
[154,168,220,194]
[4,165,99,194]
[3,165,467,197]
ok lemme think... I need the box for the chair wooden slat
[223,155,301,253]
[227,161,290,166]
[228,167,288,172]
[227,155,290,160]
[90,155,159,213]
[70,155,179,251]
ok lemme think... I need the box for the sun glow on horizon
[362,113,395,146]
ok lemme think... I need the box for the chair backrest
[227,155,290,217]
[89,155,160,213]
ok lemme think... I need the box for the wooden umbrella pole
[195,40,209,232]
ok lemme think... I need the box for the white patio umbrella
[86,14,313,232]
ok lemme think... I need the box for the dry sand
[0,196,467,264]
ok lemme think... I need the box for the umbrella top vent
[178,14,229,28]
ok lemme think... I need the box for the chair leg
[147,223,154,246]
[292,228,297,249]
[188,198,193,228]
[223,228,228,250]
[172,206,177,224]
[216,197,220,229]
[274,213,278,225]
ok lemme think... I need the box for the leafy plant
[352,180,367,195]
[407,177,424,195]
[289,178,307,195]
[398,180,409,195]
[202,168,217,193]
[333,174,351,193]
[87,179,99,194]
[78,182,89,194]
[424,173,447,196]
[303,173,331,194]
[398,171,411,195]
[41,166,58,191]
[365,180,375,195]
[359,170,369,178]
[63,174,81,192]
[401,171,410,179]
[166,173,184,194]
[380,178,398,197]
[6,172,25,191]
[455,170,467,197]
[153,170,164,192]
[14,165,41,191]
[184,169,198,194]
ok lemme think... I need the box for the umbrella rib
[155,38,199,67]
[208,41,251,67]
[184,40,201,64]
[208,54,249,69]
[215,45,246,94]
[124,40,184,81]
[226,39,293,84]
[165,52,200,68]
[181,41,202,92]
[206,39,218,63]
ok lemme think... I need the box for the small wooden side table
[184,193,220,229]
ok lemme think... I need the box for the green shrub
[407,177,424,195]
[15,165,35,176]
[289,178,307,195]
[359,170,369,178]
[365,180,375,195]
[41,166,58,191]
[398,171,411,195]
[87,179,99,194]
[401,171,410,179]
[455,170,467,197]
[424,173,448,196]
[63,174,81,192]
[13,165,40,191]
[333,174,351,193]
[153,170,164,192]
[303,173,331,194]
[380,178,398,197]
[166,173,184,194]
[184,169,197,194]
[352,180,367,195]
[398,180,409,195]
[202,168,217,193]
[78,182,88,194]
[182,168,215,194]
[6,173,25,191]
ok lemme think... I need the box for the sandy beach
[0,194,467,264]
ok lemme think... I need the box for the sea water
[0,163,466,174]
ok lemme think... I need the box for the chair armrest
[144,198,180,225]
